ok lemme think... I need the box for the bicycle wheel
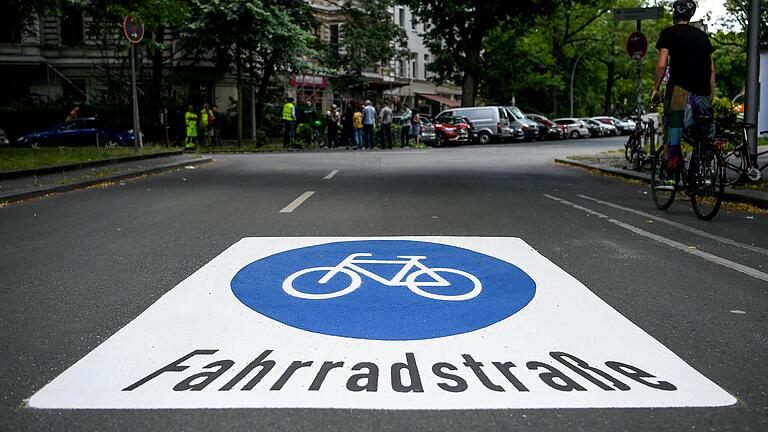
[650,149,677,210]
[625,136,636,162]
[282,267,361,300]
[690,148,725,221]
[404,268,482,301]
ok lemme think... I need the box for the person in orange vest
[184,104,198,150]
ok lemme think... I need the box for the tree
[407,0,555,107]
[722,0,768,47]
[182,0,316,144]
[319,0,409,96]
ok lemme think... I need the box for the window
[412,54,418,80]
[424,54,430,78]
[411,12,417,31]
[398,8,405,28]
[63,79,86,102]
[399,59,406,78]
[0,14,22,43]
[61,7,84,46]
[329,24,340,54]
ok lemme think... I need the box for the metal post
[745,0,760,163]
[130,44,143,150]
[636,19,643,117]
[570,51,586,118]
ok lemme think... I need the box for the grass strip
[0,146,178,172]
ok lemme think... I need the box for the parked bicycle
[282,252,482,301]
[650,114,726,220]
[624,114,657,171]
[719,122,768,185]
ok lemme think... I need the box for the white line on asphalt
[577,194,768,257]
[323,170,339,180]
[544,194,768,283]
[280,191,315,213]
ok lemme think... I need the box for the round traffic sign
[230,240,537,340]
[123,15,144,44]
[626,31,648,60]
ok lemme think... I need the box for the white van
[435,106,514,144]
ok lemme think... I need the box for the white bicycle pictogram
[282,253,482,301]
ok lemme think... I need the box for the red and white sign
[123,15,145,44]
[291,74,329,89]
[626,31,648,60]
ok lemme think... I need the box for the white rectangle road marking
[29,237,735,409]
[545,194,768,283]
[323,170,339,180]
[279,191,315,213]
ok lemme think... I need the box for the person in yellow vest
[282,96,296,146]
[200,102,214,146]
[184,104,198,150]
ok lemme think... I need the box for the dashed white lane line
[279,191,315,213]
[577,194,768,257]
[544,194,768,283]
[323,170,339,180]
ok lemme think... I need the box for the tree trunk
[461,20,485,107]
[150,24,165,109]
[236,41,243,146]
[255,51,280,131]
[603,60,615,115]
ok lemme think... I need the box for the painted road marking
[29,237,735,409]
[279,191,315,213]
[323,170,339,180]
[546,194,768,283]
[577,194,768,257]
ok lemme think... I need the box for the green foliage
[0,146,175,172]
[712,96,740,134]
[722,0,768,47]
[321,0,409,94]
[295,123,313,149]
[711,31,747,100]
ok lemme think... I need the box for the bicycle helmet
[672,0,696,20]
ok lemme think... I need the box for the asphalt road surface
[2,136,766,431]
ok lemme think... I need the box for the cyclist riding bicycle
[651,0,716,175]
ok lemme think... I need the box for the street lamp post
[744,0,760,163]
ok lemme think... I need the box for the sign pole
[635,19,643,117]
[745,0,760,164]
[124,15,145,150]
[130,44,142,150]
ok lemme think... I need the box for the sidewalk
[0,153,212,203]
[555,152,768,209]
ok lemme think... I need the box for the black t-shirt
[655,24,714,96]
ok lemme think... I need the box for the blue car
[17,118,135,148]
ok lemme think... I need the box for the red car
[433,116,472,146]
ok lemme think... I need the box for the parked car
[587,118,618,136]
[433,116,472,146]
[580,118,606,137]
[505,106,539,141]
[16,118,135,148]
[525,113,565,140]
[435,106,513,144]
[552,118,590,139]
[592,116,633,135]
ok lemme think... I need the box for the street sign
[614,7,664,21]
[123,15,144,44]
[29,237,735,409]
[626,31,648,60]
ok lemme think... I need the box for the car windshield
[506,107,524,120]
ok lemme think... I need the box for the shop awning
[418,93,460,108]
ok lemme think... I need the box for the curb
[0,156,212,203]
[0,150,183,180]
[555,157,768,209]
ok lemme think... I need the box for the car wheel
[477,132,491,145]
[104,138,120,148]
[436,132,447,147]
[570,130,580,139]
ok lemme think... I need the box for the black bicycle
[625,115,657,171]
[719,122,768,185]
[650,115,726,221]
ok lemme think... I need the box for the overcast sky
[694,0,730,29]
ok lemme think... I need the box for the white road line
[323,170,339,180]
[544,194,768,283]
[280,191,315,213]
[577,194,768,257]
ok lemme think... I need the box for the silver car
[552,118,590,139]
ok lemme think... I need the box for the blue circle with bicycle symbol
[230,240,536,340]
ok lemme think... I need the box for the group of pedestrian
[184,102,221,149]
[282,96,421,150]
